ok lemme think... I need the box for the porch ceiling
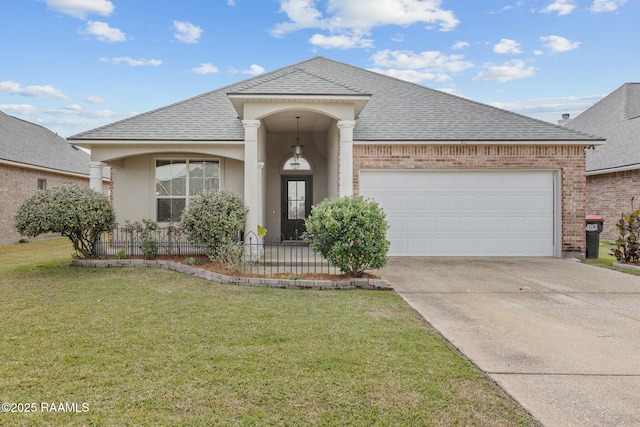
[262,111,333,133]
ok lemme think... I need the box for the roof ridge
[293,66,369,94]
[1,110,66,140]
[320,60,599,140]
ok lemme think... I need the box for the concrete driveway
[380,258,640,427]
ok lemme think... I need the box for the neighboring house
[69,57,602,257]
[563,83,640,242]
[0,111,109,243]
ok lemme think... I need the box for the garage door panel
[410,216,431,233]
[456,194,479,210]
[433,194,455,210]
[458,217,479,232]
[434,216,456,233]
[411,195,431,210]
[360,170,555,257]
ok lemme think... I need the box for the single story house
[563,83,640,242]
[69,56,602,257]
[0,111,109,243]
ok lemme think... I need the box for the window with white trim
[155,159,219,221]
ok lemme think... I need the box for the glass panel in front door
[288,180,306,220]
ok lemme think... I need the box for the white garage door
[360,170,556,257]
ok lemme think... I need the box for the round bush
[180,189,247,255]
[303,196,389,277]
[15,183,116,258]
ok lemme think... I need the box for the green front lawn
[585,241,640,276]
[0,239,539,426]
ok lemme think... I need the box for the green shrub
[303,196,389,277]
[15,183,116,258]
[180,189,247,260]
[613,209,640,263]
[139,219,159,260]
[184,257,203,266]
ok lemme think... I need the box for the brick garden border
[71,259,389,291]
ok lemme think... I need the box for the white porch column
[89,161,105,193]
[242,120,261,249]
[338,120,356,197]
[257,161,265,232]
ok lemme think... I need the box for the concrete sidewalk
[380,258,640,427]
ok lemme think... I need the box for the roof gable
[565,83,640,172]
[70,56,600,143]
[229,67,369,96]
[0,111,90,175]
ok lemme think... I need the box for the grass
[0,238,540,426]
[585,241,640,276]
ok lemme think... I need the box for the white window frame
[154,157,222,222]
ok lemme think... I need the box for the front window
[155,159,219,221]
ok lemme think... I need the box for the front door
[281,175,312,240]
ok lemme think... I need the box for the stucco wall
[0,163,92,243]
[353,144,587,256]
[111,154,243,224]
[586,169,640,242]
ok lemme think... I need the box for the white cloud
[271,0,459,40]
[85,95,107,104]
[473,60,536,83]
[84,21,126,42]
[369,68,451,83]
[173,21,203,44]
[47,103,119,118]
[0,104,39,115]
[231,64,266,76]
[541,0,576,16]
[590,0,628,12]
[372,49,473,73]
[244,64,265,75]
[489,94,606,122]
[227,0,236,5]
[45,0,114,19]
[493,39,522,54]
[540,35,580,52]
[452,41,469,50]
[192,63,219,75]
[309,33,373,49]
[100,57,162,66]
[0,81,68,99]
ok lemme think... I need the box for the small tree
[613,208,640,263]
[180,189,247,263]
[303,196,390,277]
[15,183,116,258]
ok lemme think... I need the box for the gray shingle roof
[70,56,600,142]
[0,111,90,176]
[565,83,640,172]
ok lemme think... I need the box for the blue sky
[1,0,637,137]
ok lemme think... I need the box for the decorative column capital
[337,120,356,130]
[242,119,261,129]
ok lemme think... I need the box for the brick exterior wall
[353,144,587,256]
[0,164,91,243]
[586,169,640,242]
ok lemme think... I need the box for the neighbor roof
[0,111,90,176]
[564,83,640,173]
[70,56,600,143]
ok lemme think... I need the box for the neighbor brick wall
[353,144,587,255]
[586,170,640,242]
[0,164,90,243]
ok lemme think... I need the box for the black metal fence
[242,232,339,276]
[96,228,339,276]
[96,226,207,257]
